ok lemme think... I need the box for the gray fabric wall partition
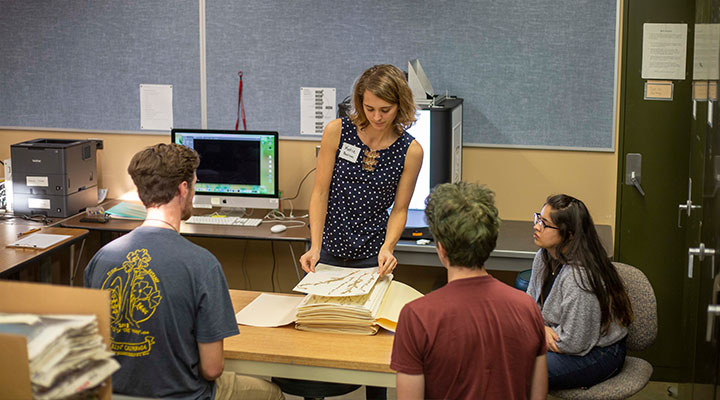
[0,0,616,150]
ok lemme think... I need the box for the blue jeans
[547,338,626,390]
[319,248,378,268]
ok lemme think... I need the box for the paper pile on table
[0,313,120,399]
[293,264,423,335]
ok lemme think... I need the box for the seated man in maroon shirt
[390,182,547,399]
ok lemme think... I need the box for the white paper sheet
[408,59,434,106]
[235,293,304,327]
[693,24,720,81]
[140,84,173,130]
[293,264,380,297]
[642,23,688,80]
[300,87,336,135]
[7,233,72,249]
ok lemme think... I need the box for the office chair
[550,262,658,400]
[270,377,360,400]
[514,269,532,292]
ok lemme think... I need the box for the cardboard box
[0,281,111,399]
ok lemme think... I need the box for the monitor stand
[193,194,279,213]
[217,207,254,218]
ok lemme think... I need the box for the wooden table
[0,223,89,278]
[60,200,311,242]
[224,290,396,387]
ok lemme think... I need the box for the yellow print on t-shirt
[101,248,162,357]
[111,336,156,357]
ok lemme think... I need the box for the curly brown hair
[349,64,417,135]
[424,182,500,269]
[127,143,200,207]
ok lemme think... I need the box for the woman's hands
[300,248,320,273]
[300,247,397,275]
[544,326,561,353]
[377,248,397,276]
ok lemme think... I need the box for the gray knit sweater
[526,250,627,356]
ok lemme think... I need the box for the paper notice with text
[642,23,688,80]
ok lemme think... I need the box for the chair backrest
[613,262,657,351]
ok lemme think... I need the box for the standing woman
[300,64,423,276]
[527,194,633,390]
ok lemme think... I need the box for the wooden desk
[224,290,396,387]
[0,223,89,278]
[60,201,612,272]
[60,200,311,242]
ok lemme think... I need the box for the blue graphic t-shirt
[84,227,239,399]
[323,117,414,260]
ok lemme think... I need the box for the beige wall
[0,128,618,291]
[0,129,618,227]
[464,147,618,227]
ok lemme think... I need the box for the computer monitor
[406,109,431,211]
[401,99,463,236]
[171,128,280,210]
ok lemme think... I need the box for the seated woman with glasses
[527,194,633,390]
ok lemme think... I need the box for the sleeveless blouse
[322,117,414,260]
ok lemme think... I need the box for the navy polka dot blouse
[322,117,414,260]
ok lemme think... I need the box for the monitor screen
[406,109,431,211]
[171,129,279,210]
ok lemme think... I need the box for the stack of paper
[0,313,120,399]
[292,264,423,335]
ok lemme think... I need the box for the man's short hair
[128,143,200,207]
[424,182,500,269]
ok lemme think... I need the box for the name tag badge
[339,142,361,163]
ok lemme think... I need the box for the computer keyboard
[185,216,262,227]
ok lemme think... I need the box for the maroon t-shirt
[391,275,546,399]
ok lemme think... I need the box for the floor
[283,381,677,399]
[624,381,679,399]
[284,386,394,400]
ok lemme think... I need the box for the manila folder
[375,281,423,332]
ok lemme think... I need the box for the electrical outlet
[88,138,104,150]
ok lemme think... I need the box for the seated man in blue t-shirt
[84,143,282,400]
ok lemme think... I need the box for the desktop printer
[11,139,98,217]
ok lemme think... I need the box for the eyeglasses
[533,212,559,231]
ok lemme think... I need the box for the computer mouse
[270,224,287,233]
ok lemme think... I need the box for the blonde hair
[349,64,417,135]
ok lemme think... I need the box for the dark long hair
[541,194,633,333]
